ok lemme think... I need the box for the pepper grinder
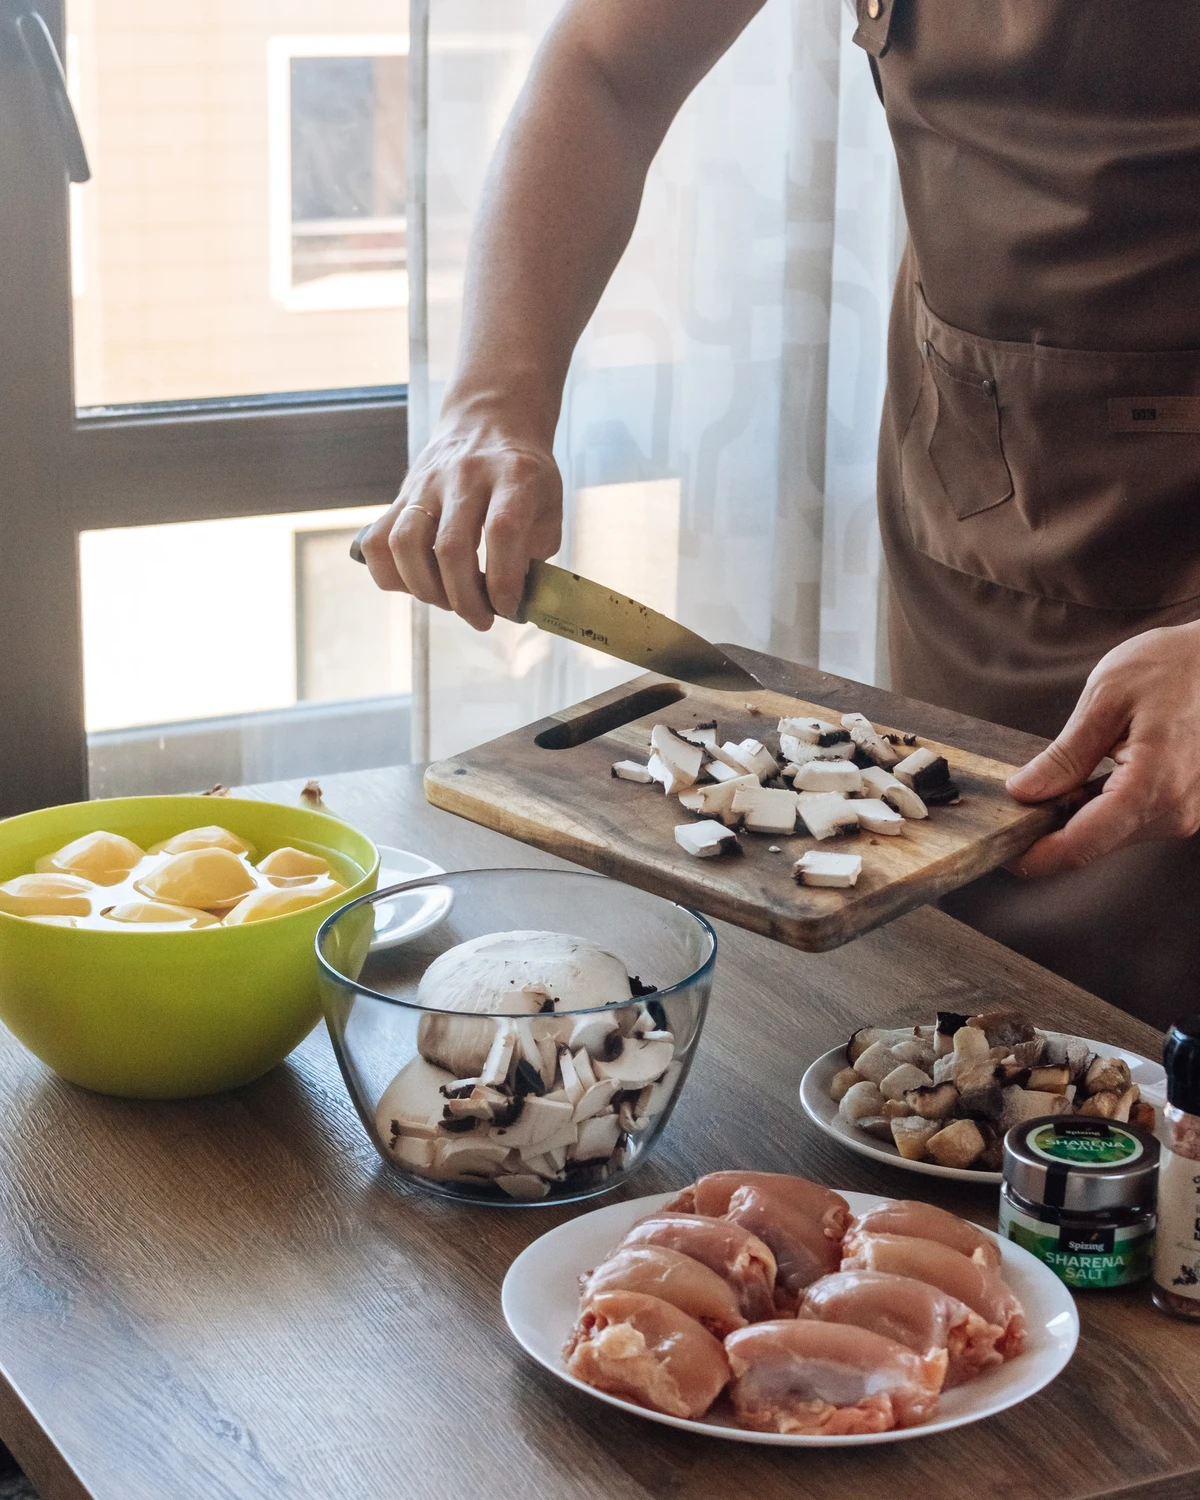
[1151,1016,1200,1320]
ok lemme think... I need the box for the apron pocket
[924,341,1014,518]
[896,282,1200,611]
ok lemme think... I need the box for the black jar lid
[1164,1016,1200,1115]
[1003,1116,1159,1214]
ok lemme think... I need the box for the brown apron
[857,0,1200,1028]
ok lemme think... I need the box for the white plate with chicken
[502,1181,1078,1445]
[799,1015,1167,1184]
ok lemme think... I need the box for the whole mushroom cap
[415,930,632,1015]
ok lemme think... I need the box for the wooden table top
[1,760,1197,1499]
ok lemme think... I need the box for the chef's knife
[349,527,760,692]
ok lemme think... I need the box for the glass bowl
[316,868,716,1206]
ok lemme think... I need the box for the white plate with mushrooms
[800,1032,1167,1184]
[502,1188,1079,1445]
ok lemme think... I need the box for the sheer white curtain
[409,0,902,759]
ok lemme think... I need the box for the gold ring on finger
[403,502,439,524]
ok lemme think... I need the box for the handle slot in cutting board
[534,683,685,750]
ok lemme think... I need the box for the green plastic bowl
[0,795,379,1098]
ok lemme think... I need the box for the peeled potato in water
[0,873,95,918]
[137,848,257,911]
[149,825,255,858]
[36,830,144,886]
[103,900,220,929]
[257,846,332,883]
[223,880,345,926]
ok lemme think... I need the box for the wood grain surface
[0,760,1195,1500]
[424,664,1071,951]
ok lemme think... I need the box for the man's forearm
[439,0,767,445]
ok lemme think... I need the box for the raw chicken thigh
[621,1215,777,1322]
[579,1246,748,1339]
[725,1319,945,1435]
[798,1270,1006,1387]
[840,1235,1025,1359]
[670,1171,852,1241]
[843,1201,1001,1269]
[723,1187,842,1310]
[564,1291,729,1420]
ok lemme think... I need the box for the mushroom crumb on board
[608,711,967,883]
[831,1008,1156,1172]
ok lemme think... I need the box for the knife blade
[349,528,760,692]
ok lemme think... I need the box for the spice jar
[1152,1017,1200,1321]
[1000,1116,1159,1290]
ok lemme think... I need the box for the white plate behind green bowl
[799,1037,1167,1185]
[502,1188,1079,1446]
[370,847,449,949]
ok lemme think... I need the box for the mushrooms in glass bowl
[316,868,716,1205]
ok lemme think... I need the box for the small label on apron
[1108,397,1200,434]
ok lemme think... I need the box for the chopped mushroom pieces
[674,820,742,858]
[649,725,705,793]
[859,766,928,820]
[840,712,904,769]
[731,786,799,835]
[792,761,863,795]
[677,774,759,826]
[794,851,862,888]
[611,760,654,783]
[796,793,859,841]
[721,738,780,781]
[828,1008,1154,1171]
[854,799,905,836]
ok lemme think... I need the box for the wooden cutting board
[423,670,1070,953]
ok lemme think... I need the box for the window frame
[0,0,408,817]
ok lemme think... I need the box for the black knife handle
[349,525,370,564]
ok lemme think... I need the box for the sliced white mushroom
[568,1013,619,1058]
[680,721,718,749]
[792,761,863,795]
[480,1022,518,1088]
[388,1135,437,1171]
[676,772,759,826]
[490,1094,575,1149]
[838,712,902,768]
[854,798,905,836]
[520,1152,564,1181]
[495,1173,551,1201]
[705,759,745,784]
[572,1047,598,1088]
[648,725,704,793]
[719,738,779,781]
[574,1077,620,1121]
[559,1047,585,1106]
[611,759,654,783]
[796,792,859,840]
[416,1014,501,1083]
[780,736,857,767]
[674,820,742,858]
[536,1028,560,1089]
[730,785,798,835]
[777,716,846,746]
[793,850,862,887]
[860,766,928,820]
[435,1137,513,1180]
[569,1112,622,1162]
[593,1034,675,1087]
[634,1061,682,1119]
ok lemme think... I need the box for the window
[0,1,411,816]
[270,38,409,313]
